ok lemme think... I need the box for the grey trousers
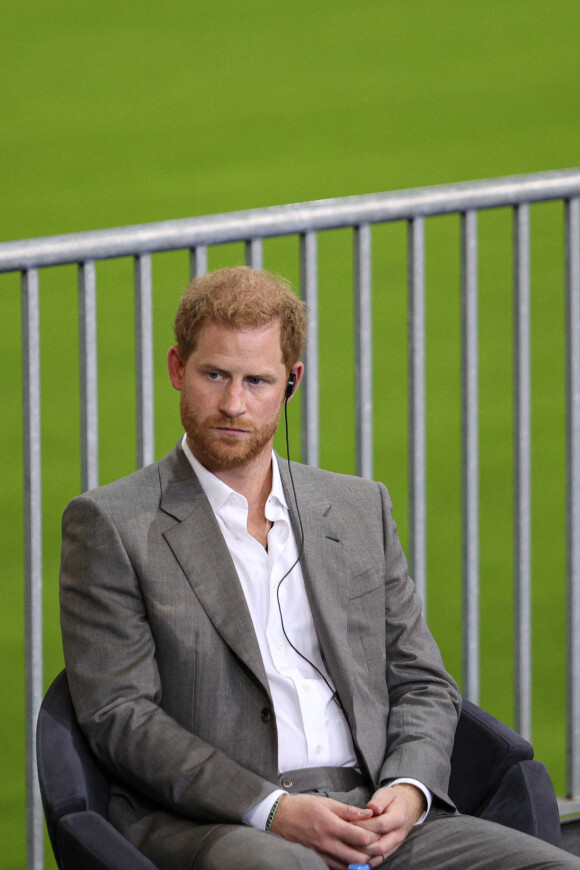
[116,774,580,870]
[187,782,580,870]
[190,809,580,870]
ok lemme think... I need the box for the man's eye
[247,376,263,386]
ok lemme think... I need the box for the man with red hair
[60,267,579,870]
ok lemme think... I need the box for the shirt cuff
[242,789,287,829]
[388,778,432,825]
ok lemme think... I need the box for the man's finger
[355,814,400,835]
[329,800,374,822]
[362,828,410,862]
[366,785,396,816]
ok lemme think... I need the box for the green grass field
[2,2,580,867]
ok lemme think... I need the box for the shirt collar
[180,433,288,515]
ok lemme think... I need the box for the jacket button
[281,777,294,788]
[261,707,272,723]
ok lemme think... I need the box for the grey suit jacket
[60,443,460,844]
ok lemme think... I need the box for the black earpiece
[285,372,297,401]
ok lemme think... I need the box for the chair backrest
[36,670,110,854]
[449,698,534,815]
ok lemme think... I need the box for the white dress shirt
[181,436,431,828]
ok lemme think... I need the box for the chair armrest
[449,699,534,815]
[479,760,561,847]
[56,810,159,870]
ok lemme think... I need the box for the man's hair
[173,266,307,369]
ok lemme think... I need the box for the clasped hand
[269,784,426,870]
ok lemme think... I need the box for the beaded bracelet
[265,795,283,831]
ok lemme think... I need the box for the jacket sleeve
[59,493,277,824]
[377,482,461,808]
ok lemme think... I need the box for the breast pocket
[348,567,382,601]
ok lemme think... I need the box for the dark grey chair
[37,670,561,870]
[37,670,157,870]
[449,698,561,845]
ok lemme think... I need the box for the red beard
[180,395,281,471]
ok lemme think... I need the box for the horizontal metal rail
[2,170,580,272]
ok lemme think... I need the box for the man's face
[168,320,299,474]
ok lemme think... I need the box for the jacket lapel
[158,446,271,700]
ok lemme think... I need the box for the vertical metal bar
[134,254,155,468]
[354,225,373,480]
[245,238,264,269]
[300,232,319,466]
[565,197,580,798]
[513,204,532,739]
[189,246,208,279]
[408,217,427,610]
[21,269,44,870]
[78,261,99,491]
[460,210,480,703]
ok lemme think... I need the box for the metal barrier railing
[2,168,579,869]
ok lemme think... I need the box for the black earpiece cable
[274,396,344,712]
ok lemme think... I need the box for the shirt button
[302,683,310,692]
[276,641,285,650]
[315,745,323,755]
[261,707,272,723]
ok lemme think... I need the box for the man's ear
[167,346,185,390]
[287,362,304,400]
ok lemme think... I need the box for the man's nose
[219,381,246,418]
